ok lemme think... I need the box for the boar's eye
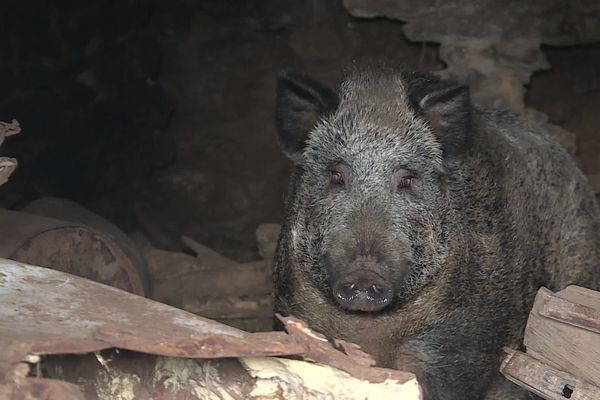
[394,169,413,191]
[329,165,347,186]
[331,171,344,185]
[398,177,412,189]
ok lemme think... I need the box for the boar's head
[275,67,471,313]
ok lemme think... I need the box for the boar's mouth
[331,269,394,313]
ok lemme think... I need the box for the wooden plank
[500,349,600,400]
[555,285,600,312]
[535,285,600,334]
[523,287,600,386]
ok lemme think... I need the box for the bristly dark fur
[272,65,600,400]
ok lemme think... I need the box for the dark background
[1,0,599,261]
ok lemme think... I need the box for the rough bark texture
[0,260,420,400]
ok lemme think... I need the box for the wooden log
[144,238,273,331]
[35,352,422,400]
[23,197,149,294]
[501,349,600,400]
[0,209,145,295]
[0,259,421,399]
[523,286,600,386]
[151,259,271,308]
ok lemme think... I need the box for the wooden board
[501,349,600,400]
[523,286,600,386]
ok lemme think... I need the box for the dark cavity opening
[562,384,574,398]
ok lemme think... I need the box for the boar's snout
[332,268,393,312]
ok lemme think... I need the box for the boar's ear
[418,84,471,156]
[276,71,339,163]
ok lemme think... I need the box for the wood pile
[0,259,422,399]
[501,286,600,399]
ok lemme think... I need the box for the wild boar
[272,66,600,399]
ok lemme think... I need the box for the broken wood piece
[500,349,600,400]
[0,119,21,147]
[0,119,20,188]
[0,157,17,187]
[152,259,271,308]
[182,293,272,320]
[279,314,414,383]
[36,352,421,400]
[241,356,421,399]
[182,293,273,332]
[523,286,600,386]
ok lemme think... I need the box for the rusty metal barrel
[0,204,147,296]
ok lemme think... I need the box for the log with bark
[0,208,146,295]
[23,196,150,293]
[0,259,422,399]
[141,233,275,331]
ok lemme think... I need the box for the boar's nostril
[336,282,358,301]
[332,275,393,313]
